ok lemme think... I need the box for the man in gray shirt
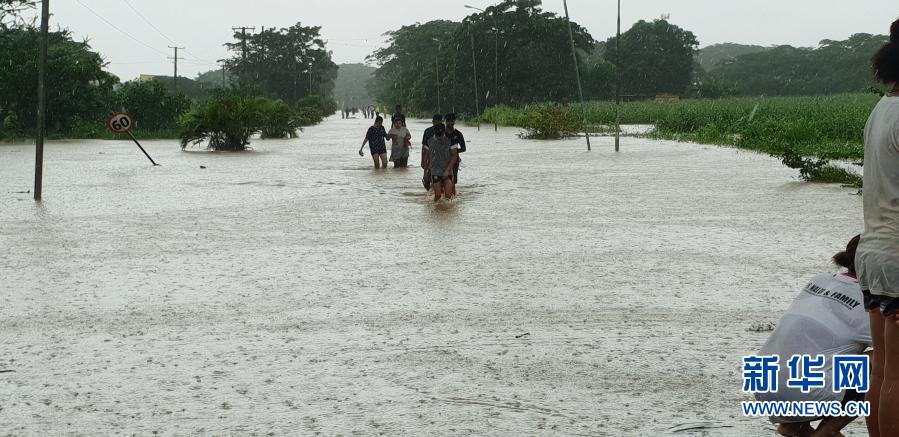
[423,123,459,201]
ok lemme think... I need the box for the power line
[121,0,176,45]
[119,0,214,66]
[74,0,167,57]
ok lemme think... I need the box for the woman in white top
[756,235,871,437]
[387,118,412,168]
[856,19,899,437]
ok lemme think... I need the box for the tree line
[0,1,339,141]
[366,0,891,114]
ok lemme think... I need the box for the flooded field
[0,115,865,435]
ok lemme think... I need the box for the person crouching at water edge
[423,123,459,201]
[387,117,412,168]
[753,235,871,437]
[359,116,388,169]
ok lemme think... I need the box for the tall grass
[483,94,879,161]
[482,95,878,186]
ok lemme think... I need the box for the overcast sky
[34,0,898,81]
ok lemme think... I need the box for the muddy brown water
[1,115,865,435]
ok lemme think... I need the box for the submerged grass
[483,94,877,160]
[481,94,877,185]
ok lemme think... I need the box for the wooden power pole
[34,0,49,201]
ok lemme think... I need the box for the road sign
[108,112,134,133]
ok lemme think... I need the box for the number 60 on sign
[108,112,134,133]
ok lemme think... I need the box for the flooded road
[1,115,865,435]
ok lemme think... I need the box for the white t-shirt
[858,96,899,296]
[756,274,872,403]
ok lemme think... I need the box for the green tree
[366,0,595,114]
[0,26,117,134]
[604,19,699,97]
[224,23,338,105]
[115,80,191,131]
[709,33,889,96]
[367,20,460,114]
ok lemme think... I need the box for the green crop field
[482,94,881,162]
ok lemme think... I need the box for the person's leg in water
[868,310,886,437]
[432,177,444,202]
[444,175,456,199]
[879,313,899,435]
[378,153,388,169]
[371,154,381,169]
[812,389,867,436]
[777,422,815,437]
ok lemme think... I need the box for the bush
[114,80,191,131]
[485,104,583,139]
[179,94,300,151]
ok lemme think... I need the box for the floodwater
[1,115,865,436]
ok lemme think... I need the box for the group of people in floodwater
[358,105,466,202]
[342,104,381,120]
[753,19,899,437]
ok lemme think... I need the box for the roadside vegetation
[482,94,877,186]
[0,7,338,145]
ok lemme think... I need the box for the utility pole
[470,32,480,131]
[615,0,621,153]
[432,38,442,114]
[232,26,255,71]
[168,46,184,91]
[218,60,227,87]
[563,0,591,151]
[493,24,498,132]
[34,0,49,201]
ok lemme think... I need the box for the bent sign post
[108,112,159,166]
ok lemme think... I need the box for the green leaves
[224,23,338,106]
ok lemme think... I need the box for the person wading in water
[423,123,459,201]
[359,116,388,169]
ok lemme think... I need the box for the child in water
[359,116,388,169]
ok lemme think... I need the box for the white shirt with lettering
[756,273,871,404]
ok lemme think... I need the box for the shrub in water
[179,95,300,151]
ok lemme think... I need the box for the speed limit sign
[108,112,134,133]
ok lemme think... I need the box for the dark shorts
[369,144,386,155]
[863,289,899,316]
[431,174,453,184]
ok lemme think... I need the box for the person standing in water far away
[423,123,459,201]
[387,117,411,168]
[856,18,899,437]
[444,113,466,184]
[359,116,388,169]
[421,114,444,190]
[755,235,871,437]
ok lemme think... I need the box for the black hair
[375,115,383,124]
[872,18,899,84]
[833,234,861,274]
[434,123,446,136]
[432,114,443,122]
[445,113,457,122]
